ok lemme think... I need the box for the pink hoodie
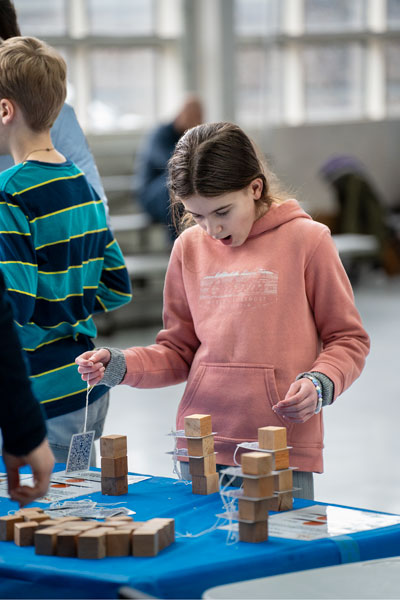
[122,200,370,472]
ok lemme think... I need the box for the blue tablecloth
[0,464,400,599]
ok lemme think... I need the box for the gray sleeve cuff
[99,347,127,387]
[296,371,335,407]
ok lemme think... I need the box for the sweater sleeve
[122,238,199,388]
[0,271,46,455]
[304,228,370,399]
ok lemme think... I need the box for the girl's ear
[251,178,263,201]
[0,98,15,125]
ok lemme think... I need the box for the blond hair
[0,36,66,131]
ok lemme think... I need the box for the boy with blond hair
[0,37,131,462]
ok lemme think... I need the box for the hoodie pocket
[179,362,287,443]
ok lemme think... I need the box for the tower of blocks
[184,414,219,495]
[100,435,128,496]
[238,451,274,543]
[0,509,175,559]
[258,426,293,511]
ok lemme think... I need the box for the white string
[83,382,93,433]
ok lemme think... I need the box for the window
[385,41,400,115]
[304,0,365,32]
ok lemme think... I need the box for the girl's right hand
[75,348,111,386]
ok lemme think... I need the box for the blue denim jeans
[46,392,110,467]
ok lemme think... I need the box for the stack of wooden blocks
[258,425,293,511]
[238,451,274,543]
[0,509,175,559]
[184,413,219,495]
[100,434,128,496]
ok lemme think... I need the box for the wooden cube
[187,435,215,457]
[191,472,219,495]
[77,527,109,559]
[57,530,82,557]
[144,518,175,549]
[115,522,145,533]
[100,435,127,459]
[274,469,293,491]
[101,456,128,478]
[239,520,268,543]
[0,515,24,541]
[106,529,131,556]
[277,491,293,511]
[274,448,290,471]
[241,452,273,475]
[101,475,128,496]
[23,513,50,524]
[14,521,38,546]
[34,527,63,555]
[238,498,269,522]
[16,507,44,515]
[184,414,212,437]
[242,475,274,498]
[265,496,279,511]
[258,426,287,450]
[132,527,159,557]
[62,521,99,532]
[188,453,216,476]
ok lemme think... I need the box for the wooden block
[62,521,99,532]
[143,518,175,549]
[277,491,293,511]
[14,521,38,546]
[101,456,128,478]
[0,515,24,541]
[187,435,214,457]
[100,435,127,459]
[188,453,216,476]
[184,414,212,437]
[101,475,128,496]
[265,496,279,511]
[105,515,133,523]
[191,472,219,495]
[241,452,273,475]
[238,498,269,522]
[106,529,131,556]
[132,527,159,557]
[23,513,49,523]
[274,469,293,491]
[258,426,287,450]
[274,448,290,471]
[77,527,109,559]
[115,522,145,533]
[36,519,59,530]
[16,507,44,515]
[239,520,268,543]
[34,527,63,555]
[243,474,274,498]
[57,530,81,557]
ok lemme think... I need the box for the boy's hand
[3,439,55,507]
[272,378,318,423]
[75,348,111,385]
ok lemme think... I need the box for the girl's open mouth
[220,235,232,246]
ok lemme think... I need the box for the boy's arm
[0,192,37,324]
[93,230,132,313]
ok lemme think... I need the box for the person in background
[76,122,370,500]
[0,0,109,221]
[134,96,203,240]
[0,269,54,506]
[0,36,131,464]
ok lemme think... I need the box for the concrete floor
[98,269,400,515]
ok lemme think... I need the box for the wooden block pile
[184,414,219,495]
[258,426,293,511]
[238,452,274,543]
[0,509,175,559]
[100,434,128,496]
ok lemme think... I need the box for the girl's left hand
[272,378,318,423]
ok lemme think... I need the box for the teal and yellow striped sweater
[0,160,132,418]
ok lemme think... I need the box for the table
[1,463,400,599]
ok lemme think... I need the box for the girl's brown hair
[168,122,287,233]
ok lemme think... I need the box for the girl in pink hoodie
[76,122,370,499]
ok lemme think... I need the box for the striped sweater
[0,159,131,419]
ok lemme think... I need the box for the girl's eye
[216,210,229,217]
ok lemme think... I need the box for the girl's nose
[208,223,222,237]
